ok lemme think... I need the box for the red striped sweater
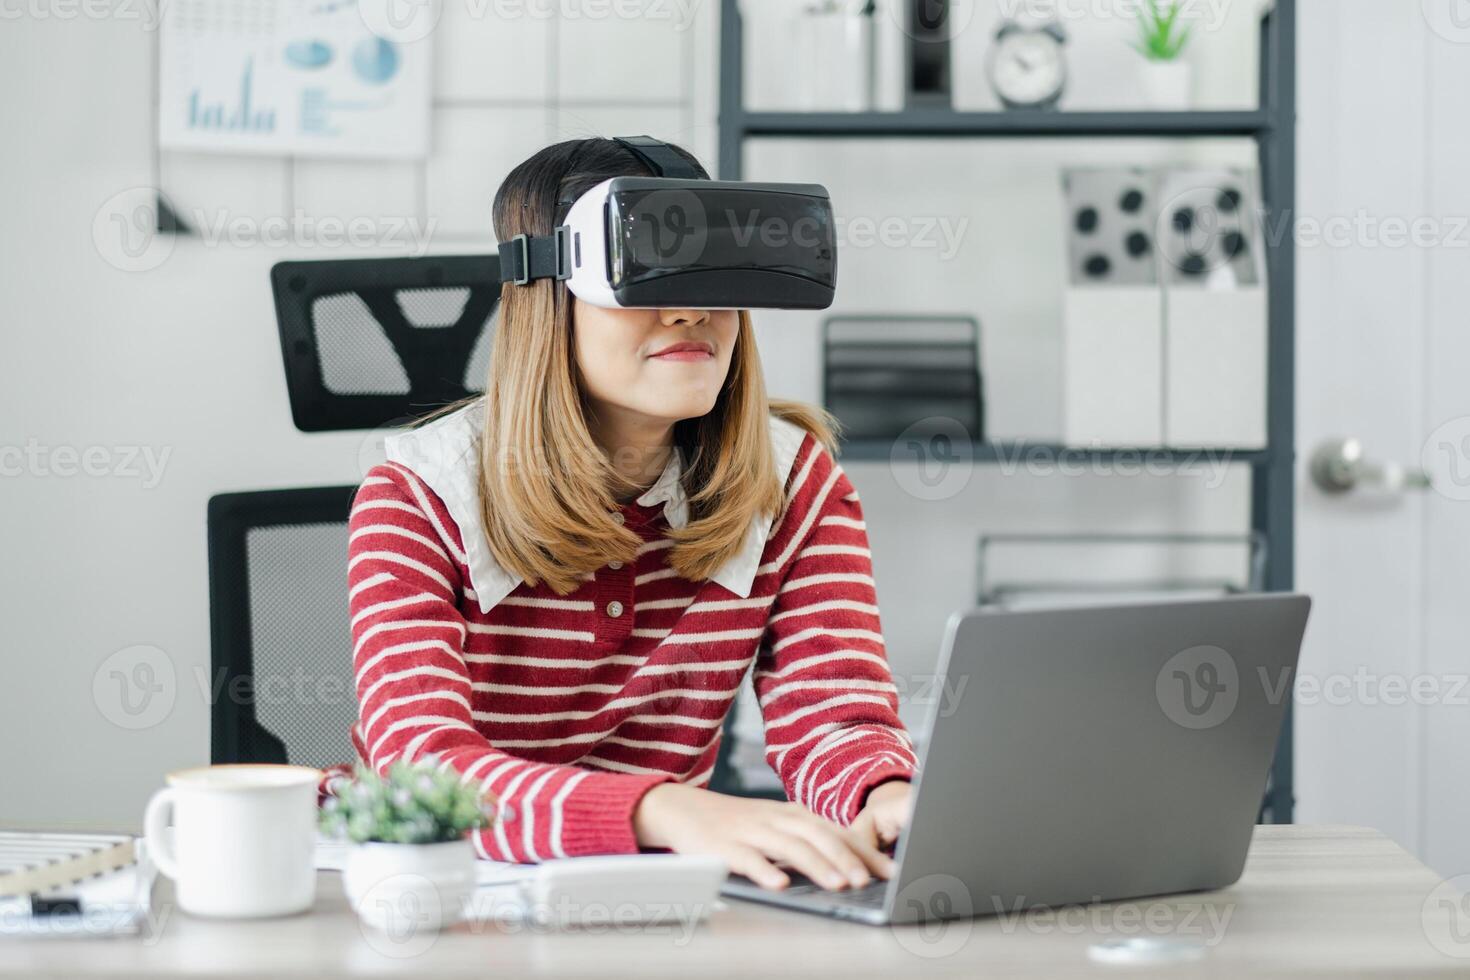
[346,406,917,862]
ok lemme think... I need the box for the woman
[348,137,917,892]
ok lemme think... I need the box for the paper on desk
[313,835,533,887]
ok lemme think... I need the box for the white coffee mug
[144,764,321,918]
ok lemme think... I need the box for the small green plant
[1134,0,1191,61]
[320,760,494,845]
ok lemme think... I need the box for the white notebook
[0,832,155,937]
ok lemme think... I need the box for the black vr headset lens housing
[498,138,838,311]
[605,178,836,310]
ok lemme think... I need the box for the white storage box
[1062,287,1164,447]
[1165,287,1267,447]
[1156,168,1268,448]
[1060,168,1164,446]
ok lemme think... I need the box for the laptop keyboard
[732,871,890,909]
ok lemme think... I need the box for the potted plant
[320,760,495,933]
[1133,0,1192,110]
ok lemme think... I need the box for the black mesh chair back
[270,254,501,432]
[258,253,761,794]
[208,486,360,769]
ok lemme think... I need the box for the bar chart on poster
[158,0,433,159]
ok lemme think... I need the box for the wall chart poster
[159,0,433,159]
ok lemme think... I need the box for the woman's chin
[632,393,722,424]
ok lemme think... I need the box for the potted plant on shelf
[1133,0,1192,110]
[321,759,495,933]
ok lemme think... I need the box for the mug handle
[143,788,181,880]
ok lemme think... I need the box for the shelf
[731,109,1274,140]
[718,0,1298,821]
[837,439,1273,466]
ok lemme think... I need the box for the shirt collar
[633,442,690,530]
[383,402,808,614]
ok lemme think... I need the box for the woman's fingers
[775,806,895,882]
[748,826,851,890]
[643,790,899,894]
[782,804,896,879]
[839,826,897,880]
[848,808,880,851]
[722,842,790,891]
[774,816,874,888]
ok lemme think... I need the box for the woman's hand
[849,779,913,851]
[633,783,895,892]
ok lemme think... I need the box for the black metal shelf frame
[839,441,1271,466]
[716,0,1297,822]
[736,109,1272,140]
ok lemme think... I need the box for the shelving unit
[716,0,1298,822]
[837,441,1273,466]
[732,109,1271,142]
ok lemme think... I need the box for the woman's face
[573,299,739,433]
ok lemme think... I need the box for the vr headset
[497,136,836,310]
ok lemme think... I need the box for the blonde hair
[477,278,833,595]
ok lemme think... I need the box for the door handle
[1309,437,1433,495]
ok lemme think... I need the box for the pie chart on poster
[284,40,333,69]
[352,37,399,84]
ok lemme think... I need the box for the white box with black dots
[1060,166,1267,449]
[1061,168,1164,447]
[1157,168,1268,449]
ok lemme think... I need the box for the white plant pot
[342,838,476,934]
[1138,60,1192,110]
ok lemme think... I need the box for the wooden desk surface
[4,826,1467,978]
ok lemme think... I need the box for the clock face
[989,30,1066,108]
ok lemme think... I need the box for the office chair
[208,485,360,769]
[208,253,501,768]
[248,252,768,794]
[270,254,501,432]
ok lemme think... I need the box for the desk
[4,826,1465,978]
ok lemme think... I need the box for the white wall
[3,1,1263,831]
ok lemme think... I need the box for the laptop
[721,594,1311,925]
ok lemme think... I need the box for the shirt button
[609,560,623,570]
[611,512,625,526]
[606,601,624,618]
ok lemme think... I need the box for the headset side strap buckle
[509,233,531,285]
[553,225,572,281]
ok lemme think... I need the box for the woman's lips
[648,341,715,362]
[652,350,714,362]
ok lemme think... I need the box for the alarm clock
[987,20,1067,111]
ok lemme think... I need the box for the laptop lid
[885,594,1310,924]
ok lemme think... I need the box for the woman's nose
[658,307,711,327]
